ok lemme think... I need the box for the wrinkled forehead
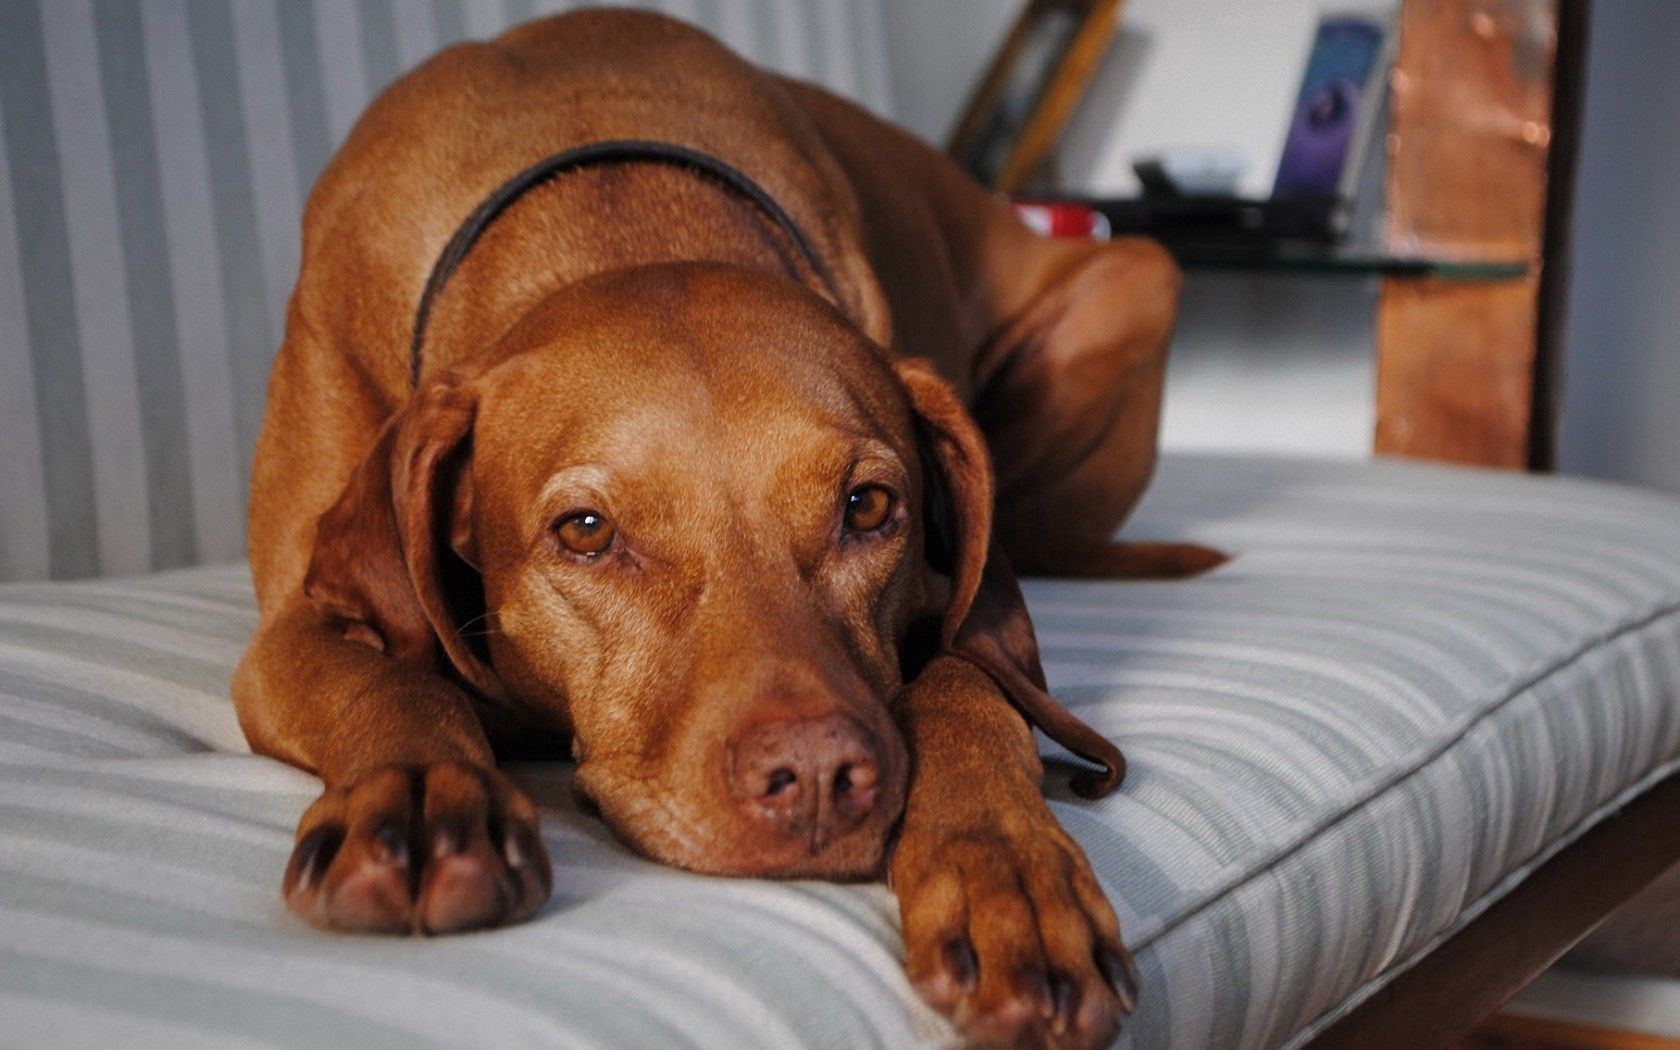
[471,268,916,511]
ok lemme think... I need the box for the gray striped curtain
[0,0,896,583]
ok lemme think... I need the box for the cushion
[1,453,1678,1049]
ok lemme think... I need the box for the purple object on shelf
[1273,17,1386,200]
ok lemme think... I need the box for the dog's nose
[729,714,882,849]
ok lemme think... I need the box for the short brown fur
[235,11,1219,1048]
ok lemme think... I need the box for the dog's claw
[1049,971,1079,1034]
[430,821,463,859]
[1026,966,1053,1019]
[1097,945,1139,1014]
[372,822,408,867]
[287,824,342,895]
[944,936,979,992]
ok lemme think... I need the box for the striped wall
[0,0,896,583]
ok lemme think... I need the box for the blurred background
[884,0,1679,491]
[4,0,1677,586]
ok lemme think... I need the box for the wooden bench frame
[1308,766,1680,1047]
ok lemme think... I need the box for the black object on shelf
[1019,195,1530,281]
[1082,194,1345,243]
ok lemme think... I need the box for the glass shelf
[1021,196,1533,282]
[1164,240,1531,281]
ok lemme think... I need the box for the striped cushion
[0,0,894,583]
[2,453,1679,1049]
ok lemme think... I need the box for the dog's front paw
[282,761,551,935]
[892,822,1137,1049]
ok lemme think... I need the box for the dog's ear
[895,358,1124,797]
[303,373,501,700]
[895,358,992,650]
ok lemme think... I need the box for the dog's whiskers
[454,610,502,641]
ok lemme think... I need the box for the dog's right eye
[551,510,616,558]
[843,484,897,534]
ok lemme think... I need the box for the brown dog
[233,10,1218,1048]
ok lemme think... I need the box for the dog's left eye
[552,510,616,557]
[843,484,896,534]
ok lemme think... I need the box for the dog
[232,10,1220,1048]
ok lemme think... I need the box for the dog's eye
[843,484,896,534]
[552,510,615,557]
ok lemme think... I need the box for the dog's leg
[889,349,1135,1044]
[240,331,551,936]
[235,606,552,934]
[969,233,1225,579]
[892,654,1137,1048]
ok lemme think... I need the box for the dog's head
[304,262,1101,877]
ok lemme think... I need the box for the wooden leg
[1375,0,1558,468]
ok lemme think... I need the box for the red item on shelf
[1010,200,1112,241]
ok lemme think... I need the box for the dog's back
[290,9,875,393]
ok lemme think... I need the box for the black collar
[408,138,838,386]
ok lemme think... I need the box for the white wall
[882,0,1341,196]
[880,0,1015,150]
[1555,0,1680,494]
[1062,0,1390,199]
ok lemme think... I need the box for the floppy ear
[303,373,501,700]
[896,357,1125,798]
